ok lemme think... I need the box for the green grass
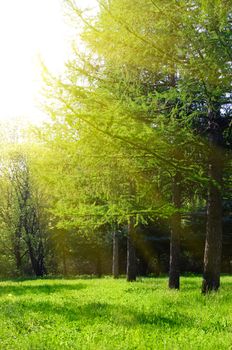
[0,276,232,349]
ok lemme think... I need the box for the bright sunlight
[0,0,96,124]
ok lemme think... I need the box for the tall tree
[79,0,232,291]
[41,0,231,289]
[0,150,48,277]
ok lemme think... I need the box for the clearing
[0,276,232,349]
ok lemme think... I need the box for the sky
[0,0,97,125]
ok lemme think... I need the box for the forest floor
[0,276,231,349]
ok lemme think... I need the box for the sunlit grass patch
[0,276,232,349]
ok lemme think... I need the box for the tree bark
[26,231,46,277]
[112,230,119,278]
[169,173,181,289]
[127,217,137,282]
[202,106,223,293]
[12,218,23,273]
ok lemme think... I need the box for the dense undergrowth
[0,276,232,349]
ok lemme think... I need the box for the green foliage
[38,0,231,253]
[0,145,49,276]
[0,276,232,349]
[1,0,230,280]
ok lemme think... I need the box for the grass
[0,276,232,349]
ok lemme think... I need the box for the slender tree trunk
[27,236,46,277]
[202,106,223,293]
[112,230,119,278]
[127,217,136,282]
[13,220,23,273]
[27,241,39,276]
[169,173,181,289]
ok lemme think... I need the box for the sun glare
[0,0,96,125]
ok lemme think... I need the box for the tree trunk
[112,230,119,278]
[27,237,46,277]
[202,106,223,293]
[169,173,181,289]
[13,220,23,273]
[127,217,137,282]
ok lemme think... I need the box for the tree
[76,0,232,291]
[40,0,231,290]
[0,149,48,277]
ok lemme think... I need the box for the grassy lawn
[0,276,232,349]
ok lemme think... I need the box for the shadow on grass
[0,297,193,330]
[0,282,86,296]
[180,276,232,292]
